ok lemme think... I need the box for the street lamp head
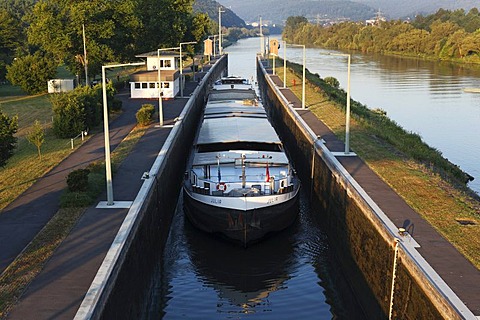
[180,41,198,46]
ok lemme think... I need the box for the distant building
[130,51,182,99]
[366,9,386,26]
[47,79,75,93]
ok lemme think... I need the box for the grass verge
[0,124,147,317]
[0,95,83,212]
[274,58,480,269]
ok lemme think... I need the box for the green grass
[276,60,480,269]
[0,84,26,101]
[1,95,52,136]
[0,94,78,212]
[0,124,148,317]
[60,125,148,207]
[0,70,149,316]
[0,207,85,318]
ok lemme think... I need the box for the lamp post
[283,40,287,88]
[101,62,145,205]
[289,43,306,109]
[259,16,264,57]
[218,6,225,55]
[180,41,197,97]
[272,53,276,75]
[328,53,352,154]
[157,47,180,126]
[82,24,88,86]
[211,35,218,57]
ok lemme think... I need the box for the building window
[149,83,156,89]
[163,82,170,88]
[134,83,141,89]
[142,83,147,89]
[160,59,172,68]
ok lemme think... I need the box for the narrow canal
[140,39,366,318]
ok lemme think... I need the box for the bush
[0,110,18,167]
[111,98,122,112]
[6,52,57,94]
[324,76,340,88]
[60,164,105,208]
[51,85,103,138]
[136,104,155,126]
[66,168,90,192]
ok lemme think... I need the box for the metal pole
[286,43,306,108]
[101,62,144,206]
[180,45,183,97]
[180,41,197,97]
[102,66,113,205]
[302,45,306,109]
[213,35,217,57]
[325,52,351,154]
[260,16,263,57]
[272,54,276,75]
[389,239,400,320]
[283,40,286,88]
[83,24,88,86]
[218,7,224,55]
[345,54,351,154]
[156,47,180,119]
[157,49,163,126]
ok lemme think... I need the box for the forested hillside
[283,8,480,64]
[355,0,479,19]
[193,0,246,28]
[218,0,375,24]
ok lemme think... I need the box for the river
[258,36,480,194]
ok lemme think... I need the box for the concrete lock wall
[256,57,463,319]
[82,56,228,319]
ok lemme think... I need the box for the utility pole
[260,16,264,57]
[218,6,225,55]
[83,24,88,86]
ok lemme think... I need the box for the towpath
[1,62,214,319]
[265,64,480,317]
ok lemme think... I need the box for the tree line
[0,0,213,93]
[283,8,480,64]
[0,0,215,167]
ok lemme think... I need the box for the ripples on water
[143,191,364,319]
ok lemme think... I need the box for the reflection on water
[143,191,364,319]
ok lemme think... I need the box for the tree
[135,0,197,53]
[283,16,308,42]
[51,84,107,138]
[188,12,213,42]
[0,8,22,81]
[26,120,45,159]
[26,0,201,79]
[324,77,339,88]
[26,0,141,79]
[6,51,57,94]
[0,109,18,167]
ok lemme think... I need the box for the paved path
[0,67,210,319]
[266,68,480,316]
[0,91,137,273]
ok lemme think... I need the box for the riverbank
[273,57,480,269]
